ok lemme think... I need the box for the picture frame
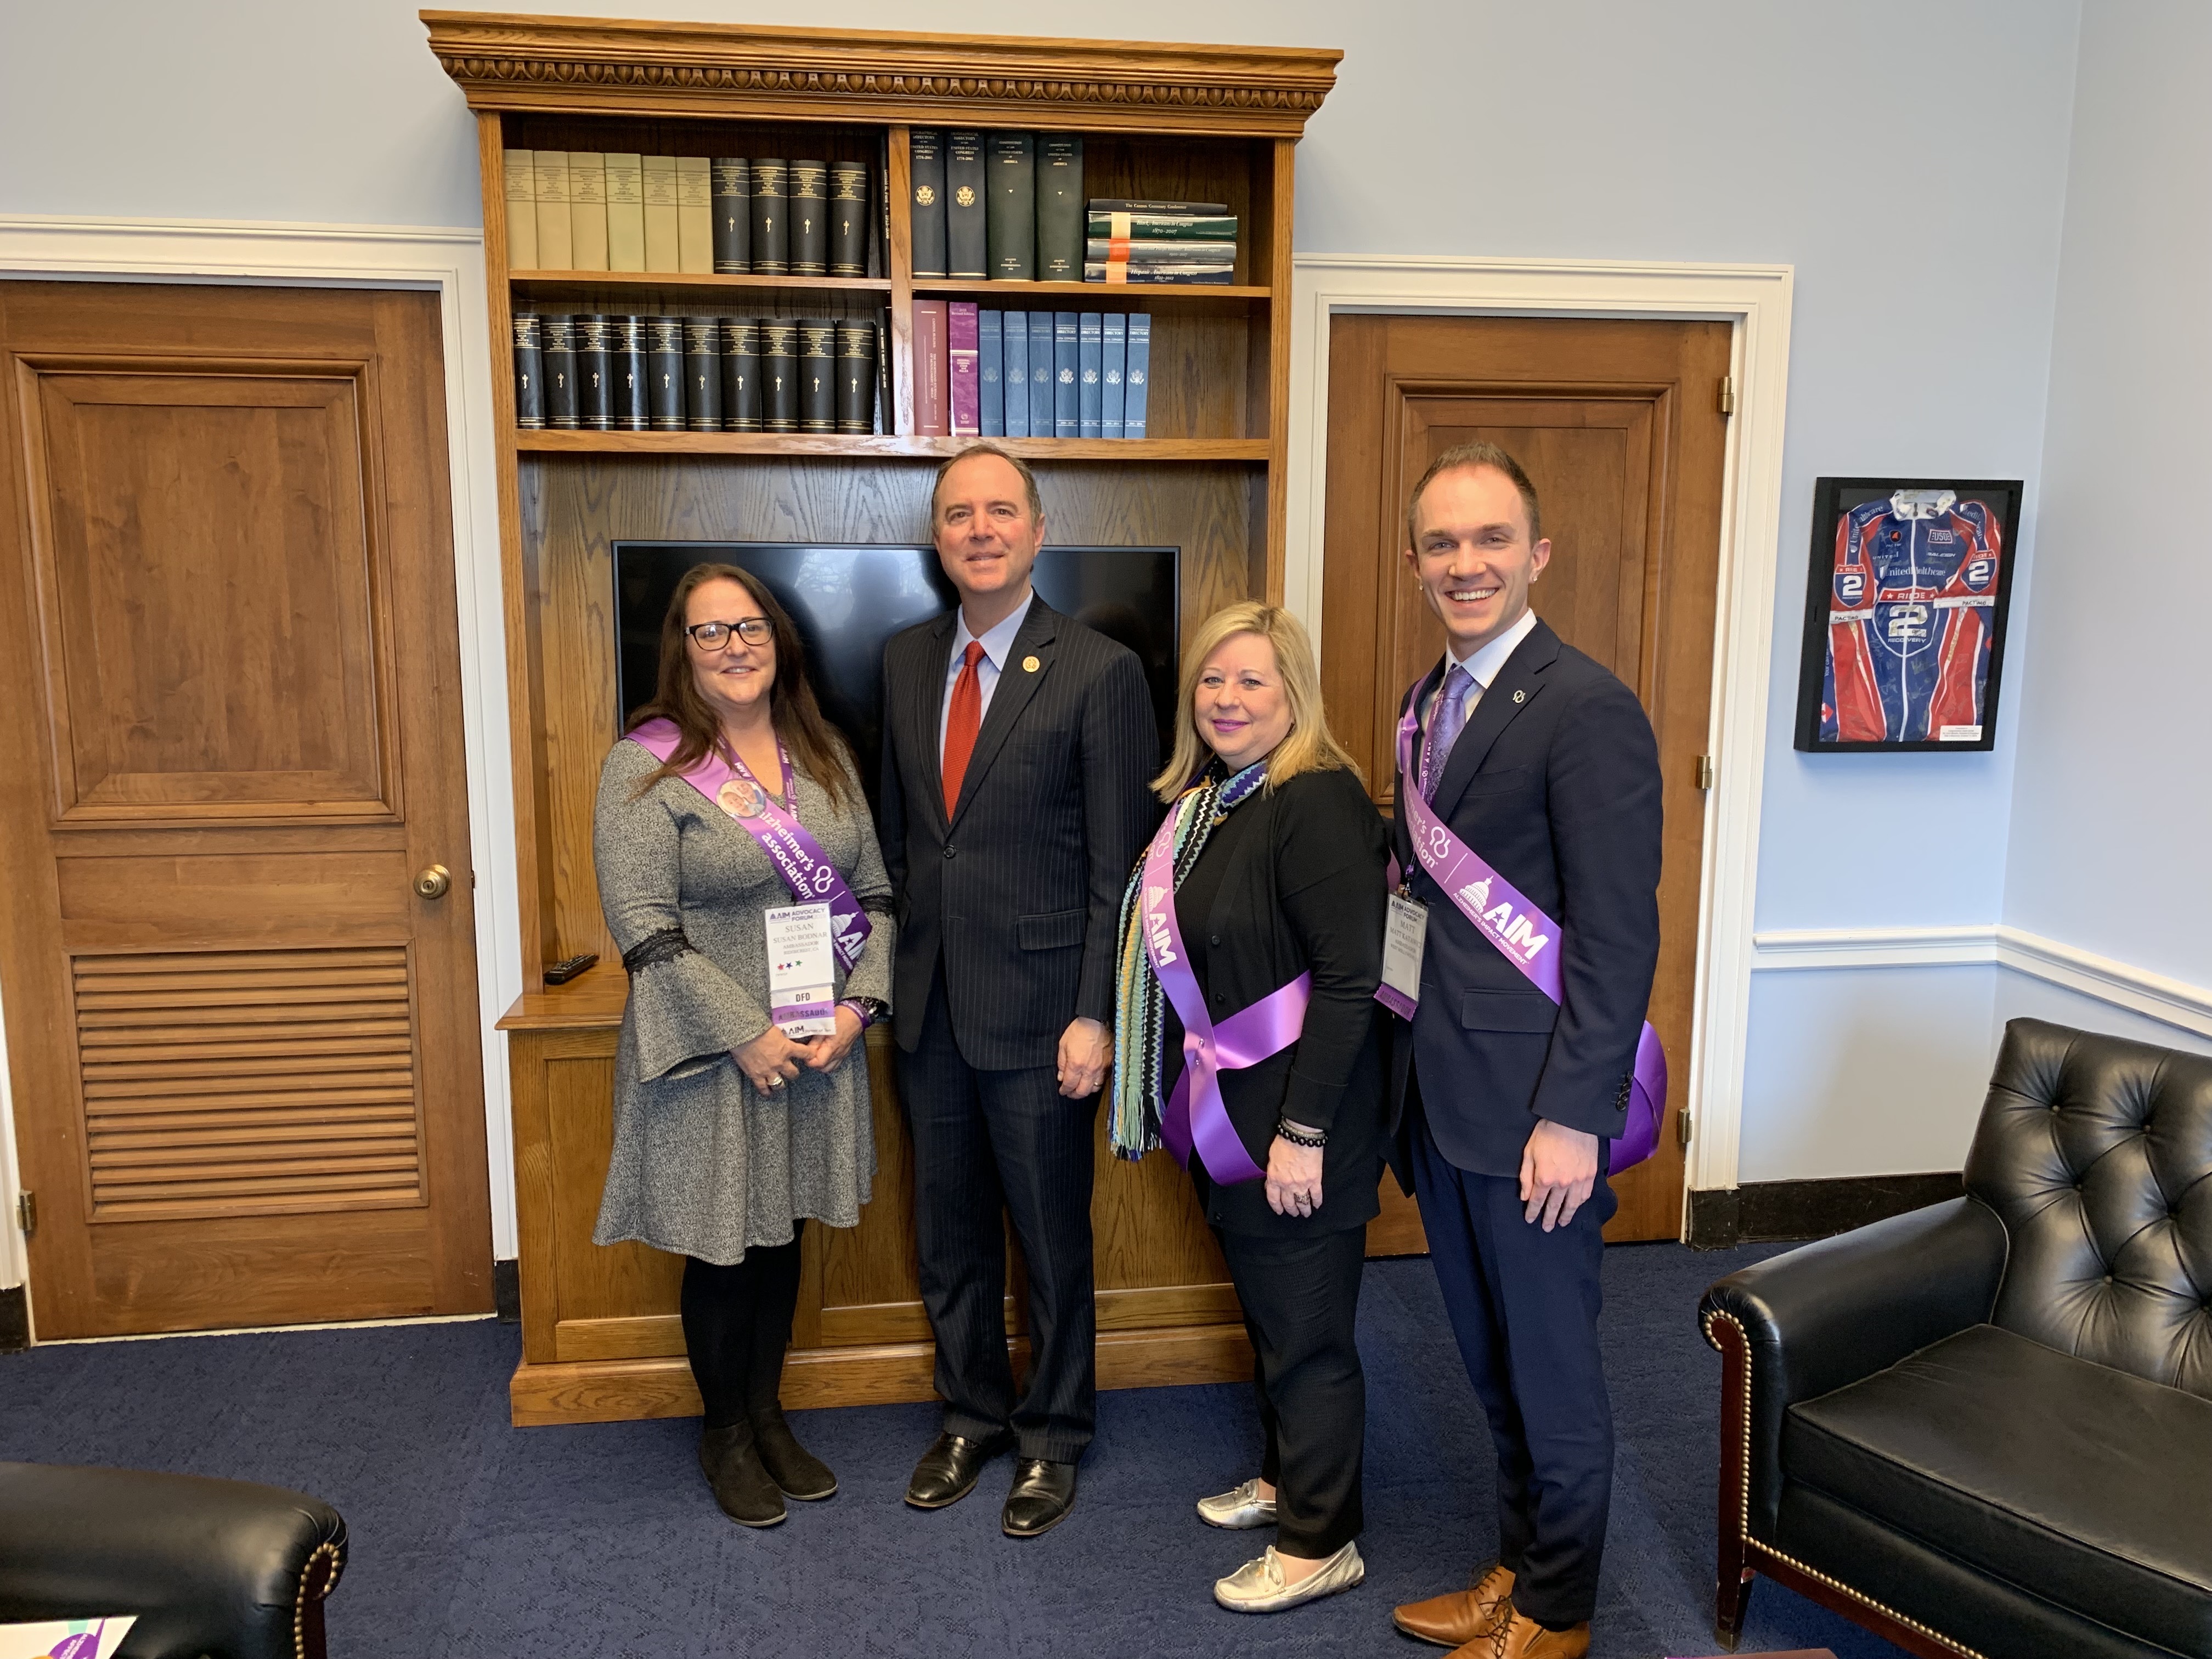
[1793,475,2023,753]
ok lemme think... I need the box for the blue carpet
[1,1244,1901,1658]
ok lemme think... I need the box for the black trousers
[1410,1087,1616,1628]
[1217,1222,1368,1558]
[898,969,1097,1462]
[680,1220,806,1432]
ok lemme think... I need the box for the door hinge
[1717,376,1736,416]
[1694,754,1716,791]
[14,1192,32,1239]
[1677,1111,1694,1151]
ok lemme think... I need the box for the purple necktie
[1420,664,1475,802]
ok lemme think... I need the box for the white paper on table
[0,1617,137,1659]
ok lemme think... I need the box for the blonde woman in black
[1111,601,1389,1612]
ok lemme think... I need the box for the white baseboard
[1751,924,2212,1039]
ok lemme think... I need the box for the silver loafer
[1213,1541,1364,1613]
[1196,1477,1278,1530]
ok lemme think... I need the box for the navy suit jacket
[878,596,1159,1070]
[1388,617,1663,1178]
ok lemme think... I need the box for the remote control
[542,952,599,985]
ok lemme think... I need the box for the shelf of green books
[909,278,1268,311]
[511,430,1268,461]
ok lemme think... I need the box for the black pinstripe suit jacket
[878,595,1160,1069]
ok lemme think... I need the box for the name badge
[1376,892,1428,1019]
[765,901,838,1037]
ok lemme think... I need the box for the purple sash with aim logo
[1136,792,1310,1186]
[627,718,871,973]
[1389,699,1667,1173]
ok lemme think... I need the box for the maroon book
[947,301,980,437]
[912,299,949,436]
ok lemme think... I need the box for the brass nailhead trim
[1700,1309,1986,1659]
[293,1540,346,1659]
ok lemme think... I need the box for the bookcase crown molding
[421,10,1342,135]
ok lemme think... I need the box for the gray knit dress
[591,736,895,1265]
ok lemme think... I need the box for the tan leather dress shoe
[1449,1610,1589,1659]
[1393,1561,1515,1646]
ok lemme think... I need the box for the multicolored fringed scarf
[1110,759,1269,1160]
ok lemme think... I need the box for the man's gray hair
[929,441,1045,524]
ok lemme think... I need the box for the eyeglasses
[685,618,773,650]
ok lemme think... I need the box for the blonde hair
[1152,602,1361,802]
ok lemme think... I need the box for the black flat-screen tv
[613,541,1180,804]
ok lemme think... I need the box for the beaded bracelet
[1275,1119,1327,1149]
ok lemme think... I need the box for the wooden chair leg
[1714,1554,1754,1650]
[1708,1308,1756,1651]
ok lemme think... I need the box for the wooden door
[1323,313,1730,1243]
[0,281,493,1336]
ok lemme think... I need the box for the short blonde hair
[1153,602,1362,802]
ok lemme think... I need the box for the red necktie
[941,640,986,809]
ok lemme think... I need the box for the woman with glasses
[592,561,894,1528]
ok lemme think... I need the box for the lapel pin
[1022,654,1041,673]
[1512,689,1526,704]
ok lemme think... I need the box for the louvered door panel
[4,282,490,1336]
[75,948,425,1221]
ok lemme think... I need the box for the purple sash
[1389,693,1668,1173]
[628,718,871,973]
[1137,792,1310,1186]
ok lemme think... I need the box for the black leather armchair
[0,1464,345,1659]
[1701,1018,2212,1659]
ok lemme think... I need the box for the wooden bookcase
[426,10,1340,1425]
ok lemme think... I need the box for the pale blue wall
[1739,967,1997,1183]
[2003,0,2212,991]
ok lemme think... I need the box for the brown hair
[1153,602,1362,802]
[928,441,1045,524]
[1405,441,1543,548]
[625,562,856,810]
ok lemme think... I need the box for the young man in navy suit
[1384,443,1662,1659]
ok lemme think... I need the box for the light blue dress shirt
[1427,605,1540,729]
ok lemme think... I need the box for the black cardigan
[1161,765,1391,1237]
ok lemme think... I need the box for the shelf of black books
[908,278,1268,310]
[511,270,891,297]
[511,431,1269,461]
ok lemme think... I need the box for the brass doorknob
[414,864,453,900]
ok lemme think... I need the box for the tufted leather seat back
[1967,1018,2212,1400]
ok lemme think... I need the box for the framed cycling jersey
[1793,476,2023,752]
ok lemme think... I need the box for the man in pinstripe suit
[879,443,1158,1538]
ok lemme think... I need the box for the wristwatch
[839,996,890,1029]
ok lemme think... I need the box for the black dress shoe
[1001,1457,1077,1537]
[699,1423,786,1528]
[750,1406,837,1500]
[905,1430,1012,1509]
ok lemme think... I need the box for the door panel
[1324,313,1730,1243]
[0,281,492,1336]
[29,369,397,822]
